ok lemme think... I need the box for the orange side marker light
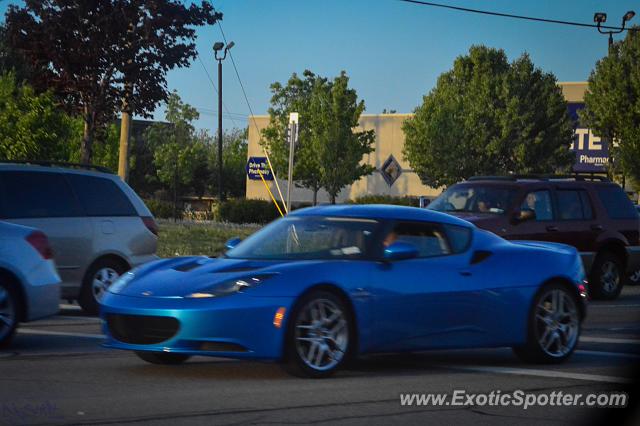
[273,307,286,328]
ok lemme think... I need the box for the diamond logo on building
[380,155,402,187]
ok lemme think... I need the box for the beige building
[246,82,589,204]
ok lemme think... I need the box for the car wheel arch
[595,240,628,270]
[0,268,27,322]
[282,283,360,360]
[84,253,131,279]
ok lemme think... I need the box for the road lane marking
[576,350,640,359]
[580,336,640,344]
[589,304,640,308]
[18,328,104,339]
[446,365,632,384]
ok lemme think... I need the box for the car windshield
[429,184,517,215]
[225,216,380,260]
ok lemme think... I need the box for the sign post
[286,113,299,213]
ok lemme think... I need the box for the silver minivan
[0,162,158,314]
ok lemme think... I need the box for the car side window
[385,221,454,258]
[67,174,137,217]
[557,189,593,220]
[596,186,637,219]
[520,190,553,221]
[0,171,82,218]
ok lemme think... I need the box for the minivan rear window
[67,174,137,217]
[0,171,82,218]
[596,186,637,219]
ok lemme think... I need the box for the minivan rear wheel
[79,258,128,315]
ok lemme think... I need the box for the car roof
[457,178,616,188]
[290,204,473,227]
[0,162,116,179]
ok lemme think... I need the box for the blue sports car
[100,205,587,378]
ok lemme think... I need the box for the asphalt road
[2,287,640,426]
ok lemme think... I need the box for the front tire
[283,290,352,378]
[589,252,624,300]
[0,281,19,349]
[79,258,128,315]
[135,351,191,365]
[513,283,581,364]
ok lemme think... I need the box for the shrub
[145,198,175,219]
[217,199,284,224]
[349,194,420,207]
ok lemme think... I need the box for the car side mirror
[511,209,536,224]
[225,237,242,250]
[384,242,419,261]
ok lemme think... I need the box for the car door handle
[546,226,559,232]
[590,224,603,231]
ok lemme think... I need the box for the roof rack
[0,160,114,174]
[468,174,610,182]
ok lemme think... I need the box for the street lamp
[213,41,234,203]
[594,10,635,50]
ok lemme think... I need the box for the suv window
[597,186,637,219]
[0,171,82,218]
[520,190,553,221]
[386,221,469,258]
[557,189,593,220]
[67,174,137,217]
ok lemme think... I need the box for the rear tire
[589,252,624,300]
[0,280,19,349]
[79,258,128,315]
[513,283,581,364]
[135,351,191,365]
[282,290,353,378]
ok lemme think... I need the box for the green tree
[6,0,221,163]
[581,26,640,182]
[206,128,249,199]
[0,73,75,161]
[403,46,574,188]
[145,92,207,217]
[262,70,375,204]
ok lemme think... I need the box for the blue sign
[568,103,609,173]
[246,157,273,180]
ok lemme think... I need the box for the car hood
[113,256,302,298]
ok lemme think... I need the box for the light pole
[594,11,635,51]
[593,11,635,189]
[213,41,235,203]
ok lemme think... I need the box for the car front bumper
[99,292,294,360]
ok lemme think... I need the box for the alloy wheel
[534,289,579,358]
[294,298,349,372]
[92,267,120,300]
[0,286,16,341]
[600,261,620,294]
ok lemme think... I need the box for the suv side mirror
[384,242,419,261]
[512,209,536,224]
[225,237,242,250]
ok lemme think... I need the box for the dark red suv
[428,175,640,300]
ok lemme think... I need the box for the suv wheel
[79,258,128,315]
[0,281,19,348]
[590,252,624,300]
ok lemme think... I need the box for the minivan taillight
[26,231,54,260]
[141,216,159,236]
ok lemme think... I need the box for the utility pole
[213,41,235,204]
[118,108,131,181]
[286,113,299,213]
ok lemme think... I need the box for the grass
[157,220,260,258]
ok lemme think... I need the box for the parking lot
[1,286,638,426]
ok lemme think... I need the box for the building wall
[246,82,589,203]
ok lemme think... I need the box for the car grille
[106,314,179,345]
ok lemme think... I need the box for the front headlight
[108,271,136,294]
[186,274,275,298]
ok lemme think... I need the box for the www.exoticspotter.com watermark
[399,390,628,410]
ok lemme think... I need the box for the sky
[2,0,639,133]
